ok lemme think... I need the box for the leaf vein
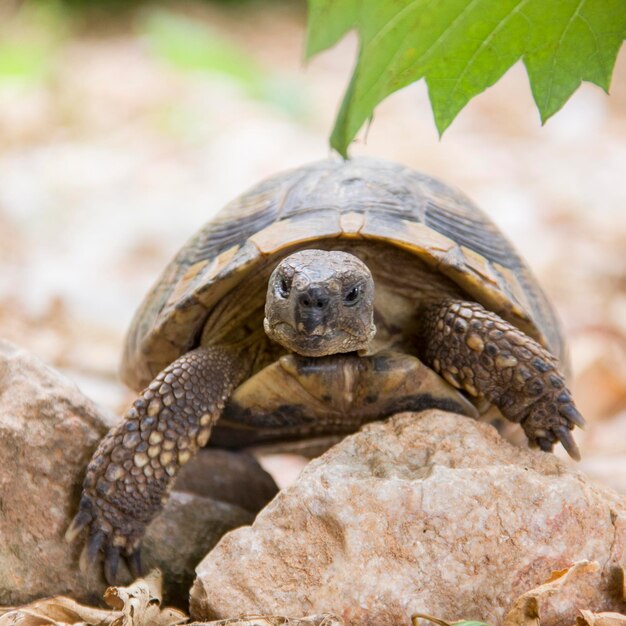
[542,0,587,110]
[360,0,483,104]
[447,0,530,99]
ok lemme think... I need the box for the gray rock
[0,340,109,605]
[143,491,253,608]
[191,410,626,626]
[174,448,278,513]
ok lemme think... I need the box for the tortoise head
[264,249,376,357]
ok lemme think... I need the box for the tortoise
[67,157,585,582]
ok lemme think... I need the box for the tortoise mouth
[264,320,369,357]
[270,321,331,351]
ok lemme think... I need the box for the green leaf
[523,0,626,122]
[305,0,358,58]
[306,0,626,157]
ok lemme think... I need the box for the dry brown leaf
[502,595,540,626]
[103,570,186,626]
[411,614,457,626]
[188,616,343,626]
[544,568,571,584]
[411,613,490,626]
[0,570,187,626]
[0,596,118,626]
[503,561,601,626]
[578,610,626,626]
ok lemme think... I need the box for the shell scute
[249,210,343,254]
[339,211,366,235]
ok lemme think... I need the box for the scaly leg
[66,346,241,583]
[420,300,585,459]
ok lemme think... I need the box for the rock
[0,340,110,605]
[147,449,279,607]
[143,491,254,608]
[0,340,274,606]
[174,448,278,513]
[191,410,626,626]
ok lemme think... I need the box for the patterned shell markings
[121,158,564,391]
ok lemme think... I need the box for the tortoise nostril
[298,289,329,310]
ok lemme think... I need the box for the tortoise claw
[104,545,121,585]
[70,488,150,580]
[126,549,143,580]
[79,530,105,573]
[536,436,554,453]
[559,404,586,430]
[65,510,93,543]
[555,426,581,462]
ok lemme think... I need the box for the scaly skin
[420,299,585,459]
[66,346,241,583]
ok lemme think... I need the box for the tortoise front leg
[66,346,241,583]
[419,300,585,459]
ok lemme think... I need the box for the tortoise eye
[344,285,361,306]
[278,277,291,298]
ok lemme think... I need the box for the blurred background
[1,0,625,490]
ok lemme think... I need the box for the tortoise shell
[121,157,564,391]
